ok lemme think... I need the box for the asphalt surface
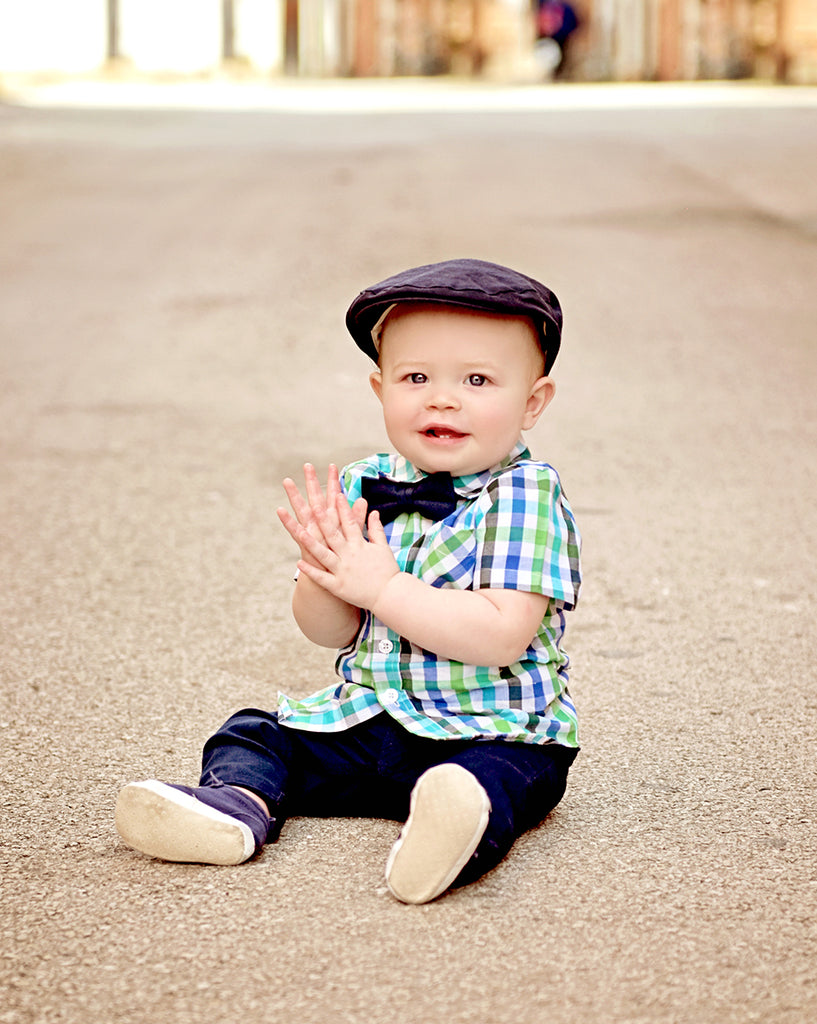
[1,80,816,1024]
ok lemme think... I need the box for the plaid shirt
[277,441,581,746]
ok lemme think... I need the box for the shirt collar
[379,439,531,496]
[452,440,531,497]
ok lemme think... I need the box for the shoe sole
[385,764,490,904]
[115,780,255,865]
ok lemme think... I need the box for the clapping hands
[277,464,400,611]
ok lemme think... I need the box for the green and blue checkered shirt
[277,441,581,747]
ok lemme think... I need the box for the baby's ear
[523,376,555,430]
[369,370,383,403]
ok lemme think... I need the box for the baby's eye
[467,373,488,386]
[408,372,427,384]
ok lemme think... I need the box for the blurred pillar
[729,0,755,76]
[223,0,235,59]
[679,0,702,77]
[233,0,285,74]
[295,0,343,74]
[353,0,378,74]
[776,0,817,82]
[657,0,681,78]
[107,0,120,60]
[379,0,398,73]
[644,0,662,78]
[594,0,617,79]
[298,0,319,73]
[285,0,299,71]
[614,0,648,78]
[323,0,344,74]
[426,0,451,72]
[773,0,790,78]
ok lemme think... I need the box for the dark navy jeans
[201,709,578,887]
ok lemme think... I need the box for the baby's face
[369,305,554,477]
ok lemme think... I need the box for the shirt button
[377,638,394,654]
[382,688,400,705]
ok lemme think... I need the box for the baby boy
[116,258,581,904]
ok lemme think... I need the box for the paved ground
[1,80,816,1024]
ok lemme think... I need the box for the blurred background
[0,0,814,87]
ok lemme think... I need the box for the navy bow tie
[360,472,458,525]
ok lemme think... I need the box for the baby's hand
[277,463,367,569]
[295,494,399,610]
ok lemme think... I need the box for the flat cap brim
[345,258,563,374]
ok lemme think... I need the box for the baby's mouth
[423,426,466,439]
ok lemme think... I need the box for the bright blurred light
[0,0,108,73]
[118,0,222,74]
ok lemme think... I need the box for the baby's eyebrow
[387,358,504,376]
[463,362,501,374]
[389,364,426,376]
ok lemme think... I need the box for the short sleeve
[474,464,581,609]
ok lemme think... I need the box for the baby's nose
[426,386,459,409]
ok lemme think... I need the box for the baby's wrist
[370,568,404,618]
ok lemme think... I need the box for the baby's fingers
[282,477,312,526]
[304,463,327,514]
[276,505,300,540]
[366,509,390,546]
[278,506,319,551]
[351,496,368,530]
[334,492,366,540]
[288,514,336,565]
[326,463,341,505]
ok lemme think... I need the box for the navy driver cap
[345,258,563,374]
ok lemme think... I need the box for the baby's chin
[412,457,495,478]
[395,431,516,477]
